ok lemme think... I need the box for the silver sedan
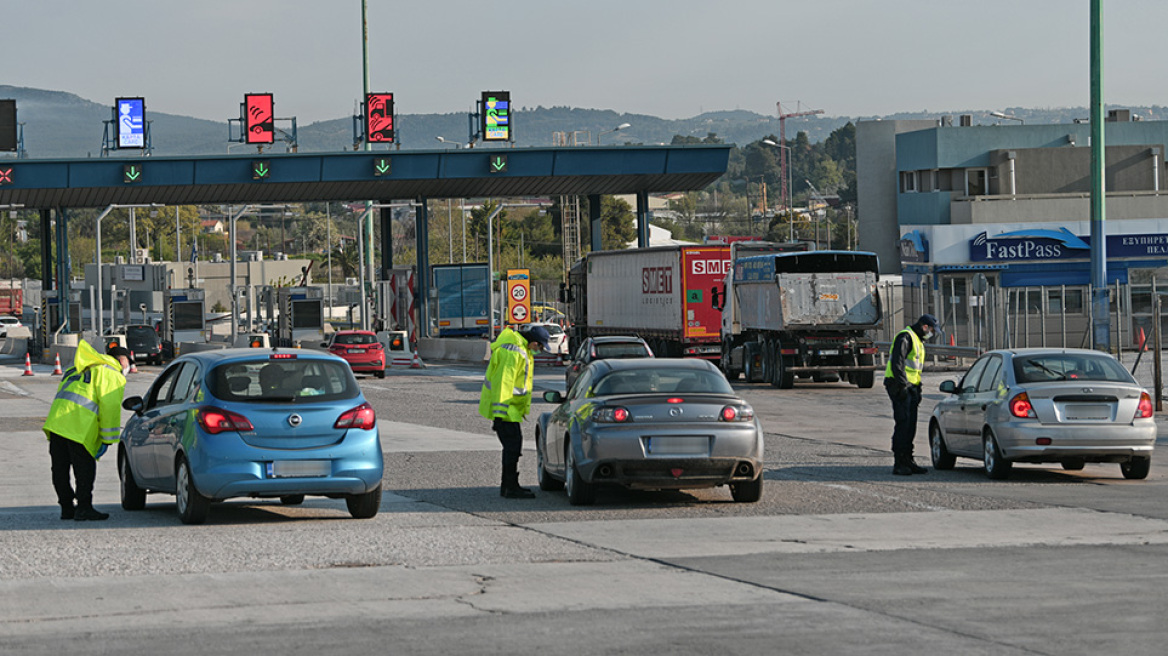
[536,358,764,505]
[929,348,1156,480]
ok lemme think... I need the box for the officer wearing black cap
[884,314,938,475]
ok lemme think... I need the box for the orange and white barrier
[51,352,63,375]
[385,330,414,367]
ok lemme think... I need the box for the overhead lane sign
[481,91,511,142]
[245,93,275,144]
[115,97,145,149]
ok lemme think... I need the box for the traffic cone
[949,333,956,347]
[129,351,139,374]
[1138,327,1147,351]
[410,352,426,369]
[22,353,34,376]
[51,352,63,375]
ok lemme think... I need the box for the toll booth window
[291,301,322,329]
[173,302,204,330]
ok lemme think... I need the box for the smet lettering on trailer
[985,240,1062,260]
[691,259,732,276]
[642,267,673,294]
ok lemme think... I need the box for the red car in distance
[323,330,386,379]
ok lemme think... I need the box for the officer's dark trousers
[49,433,96,510]
[492,419,523,487]
[886,384,922,456]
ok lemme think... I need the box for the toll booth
[40,290,81,351]
[162,289,206,357]
[276,286,324,347]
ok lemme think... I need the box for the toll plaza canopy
[0,145,731,208]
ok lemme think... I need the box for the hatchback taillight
[197,406,255,434]
[1009,392,1035,419]
[1136,392,1154,419]
[335,402,376,430]
[368,342,383,350]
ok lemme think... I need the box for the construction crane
[776,101,824,210]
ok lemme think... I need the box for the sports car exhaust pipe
[736,462,753,477]
[596,464,614,478]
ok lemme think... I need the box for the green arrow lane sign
[122,164,142,184]
[252,160,270,180]
[489,154,508,174]
[373,157,391,176]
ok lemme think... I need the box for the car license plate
[819,349,839,356]
[268,460,331,478]
[1064,404,1111,420]
[646,436,710,456]
[347,348,364,354]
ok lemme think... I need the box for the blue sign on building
[116,97,145,149]
[970,227,1168,263]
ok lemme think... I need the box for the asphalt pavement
[2,348,1168,655]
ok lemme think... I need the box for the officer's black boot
[500,460,535,498]
[906,453,929,475]
[892,453,912,476]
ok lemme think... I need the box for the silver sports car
[536,358,764,505]
[929,348,1156,480]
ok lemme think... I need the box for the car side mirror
[542,390,564,404]
[122,396,145,415]
[939,380,957,394]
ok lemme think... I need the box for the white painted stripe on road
[819,482,950,512]
[529,508,1168,559]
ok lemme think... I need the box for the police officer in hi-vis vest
[43,342,131,521]
[883,314,939,476]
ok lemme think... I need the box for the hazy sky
[5,1,1165,124]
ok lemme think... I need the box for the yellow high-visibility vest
[884,326,925,385]
[43,340,127,457]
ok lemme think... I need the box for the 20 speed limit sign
[506,269,531,326]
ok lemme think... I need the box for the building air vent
[959,115,972,127]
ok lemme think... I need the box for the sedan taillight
[1009,392,1036,419]
[592,406,631,423]
[720,404,755,422]
[335,402,376,430]
[1136,392,1154,419]
[197,406,255,434]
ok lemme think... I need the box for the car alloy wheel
[537,432,564,492]
[930,422,956,470]
[983,432,1012,480]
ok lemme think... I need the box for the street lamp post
[597,123,631,145]
[436,136,463,149]
[762,139,794,240]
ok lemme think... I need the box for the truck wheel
[743,342,762,383]
[855,354,876,389]
[776,355,795,389]
[762,341,776,387]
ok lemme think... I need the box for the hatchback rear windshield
[209,358,360,403]
[126,326,157,339]
[334,333,378,345]
[594,343,651,359]
[1013,354,1135,384]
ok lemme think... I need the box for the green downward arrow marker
[253,161,270,179]
[123,164,142,183]
[489,155,508,173]
[374,158,391,176]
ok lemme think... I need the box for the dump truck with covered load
[712,250,883,388]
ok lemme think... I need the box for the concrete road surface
[2,351,1167,655]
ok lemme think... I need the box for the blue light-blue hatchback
[117,348,384,524]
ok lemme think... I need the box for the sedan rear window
[594,343,651,359]
[593,370,733,395]
[1013,354,1135,384]
[209,359,359,403]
